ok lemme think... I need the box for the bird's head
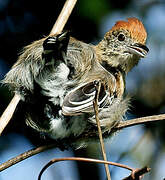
[96,17,149,73]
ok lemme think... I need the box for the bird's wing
[62,80,113,116]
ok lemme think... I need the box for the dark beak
[127,43,149,58]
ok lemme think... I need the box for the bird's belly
[36,63,89,139]
[48,113,88,140]
[39,63,71,106]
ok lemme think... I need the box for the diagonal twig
[50,0,77,35]
[0,144,56,172]
[0,94,21,135]
[93,80,111,180]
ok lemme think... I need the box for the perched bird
[3,18,149,147]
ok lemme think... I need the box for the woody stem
[93,81,111,180]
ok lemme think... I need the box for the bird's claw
[43,31,70,52]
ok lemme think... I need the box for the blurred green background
[0,0,165,179]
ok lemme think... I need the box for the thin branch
[0,94,21,135]
[114,113,165,131]
[123,166,151,180]
[38,157,150,180]
[50,0,77,35]
[38,157,134,180]
[93,81,111,180]
[0,0,77,135]
[0,144,56,172]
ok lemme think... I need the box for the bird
[3,17,149,147]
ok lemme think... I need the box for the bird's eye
[118,33,125,41]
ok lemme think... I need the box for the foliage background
[0,0,165,179]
